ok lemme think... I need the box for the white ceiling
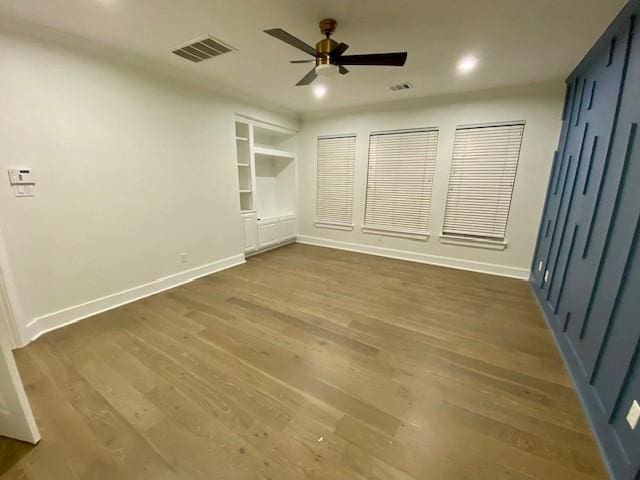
[0,0,627,114]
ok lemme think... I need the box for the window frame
[314,134,357,231]
[362,127,440,240]
[440,121,526,248]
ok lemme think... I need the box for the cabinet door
[242,215,257,253]
[258,222,278,249]
[278,217,296,242]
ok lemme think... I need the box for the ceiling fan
[264,19,408,86]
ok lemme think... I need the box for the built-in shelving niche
[235,122,253,212]
[253,124,295,220]
[234,117,297,255]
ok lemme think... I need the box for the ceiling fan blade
[296,67,318,86]
[338,65,349,75]
[290,59,316,64]
[330,42,349,57]
[264,28,318,57]
[337,52,407,66]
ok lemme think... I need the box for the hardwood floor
[0,244,607,479]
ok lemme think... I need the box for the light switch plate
[626,400,640,430]
[8,167,35,185]
[14,184,34,197]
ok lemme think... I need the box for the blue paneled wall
[530,1,640,478]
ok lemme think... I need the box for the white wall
[297,83,564,278]
[0,24,298,345]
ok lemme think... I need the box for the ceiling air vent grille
[389,82,414,91]
[172,36,233,63]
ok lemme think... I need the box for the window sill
[439,234,507,251]
[314,221,354,231]
[361,226,429,241]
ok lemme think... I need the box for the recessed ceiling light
[457,55,478,74]
[313,84,327,98]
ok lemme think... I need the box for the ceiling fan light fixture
[313,84,327,98]
[457,55,478,74]
[315,63,339,77]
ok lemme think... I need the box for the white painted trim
[296,235,529,279]
[24,254,245,343]
[234,114,298,135]
[314,221,354,231]
[361,226,429,241]
[245,239,296,257]
[456,119,526,129]
[0,228,27,347]
[439,234,507,251]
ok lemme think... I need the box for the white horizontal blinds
[364,129,439,236]
[443,123,525,240]
[316,135,356,226]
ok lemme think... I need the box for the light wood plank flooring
[0,244,606,479]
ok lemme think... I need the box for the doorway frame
[0,229,27,349]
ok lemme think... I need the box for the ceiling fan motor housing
[316,40,337,64]
[316,19,338,66]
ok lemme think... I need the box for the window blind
[442,123,525,240]
[316,135,356,227]
[364,129,439,237]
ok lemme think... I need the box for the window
[442,123,525,243]
[315,135,356,230]
[363,128,439,239]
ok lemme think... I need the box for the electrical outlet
[626,400,640,430]
[179,253,188,263]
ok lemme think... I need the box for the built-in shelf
[236,116,297,255]
[254,145,295,159]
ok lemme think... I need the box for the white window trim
[442,121,525,242]
[363,127,439,238]
[314,221,354,231]
[361,226,430,241]
[315,134,357,228]
[439,234,507,251]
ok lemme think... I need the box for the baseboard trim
[529,281,622,480]
[24,254,245,344]
[245,239,296,258]
[296,235,529,279]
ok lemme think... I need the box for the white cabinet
[278,215,296,242]
[241,212,257,253]
[258,219,279,249]
[235,115,297,257]
[243,215,297,256]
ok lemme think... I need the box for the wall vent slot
[389,82,414,91]
[172,36,234,63]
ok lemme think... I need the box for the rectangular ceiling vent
[172,35,234,63]
[389,82,414,92]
